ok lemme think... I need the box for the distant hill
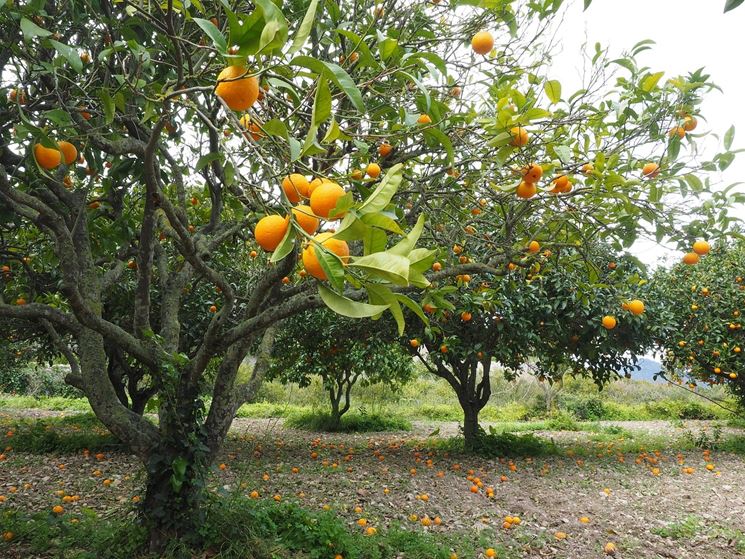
[627,357,664,383]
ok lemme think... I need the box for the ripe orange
[291,205,320,235]
[471,31,494,55]
[522,164,543,183]
[461,311,472,322]
[15,297,27,306]
[58,141,77,166]
[2,531,13,542]
[515,181,537,199]
[302,232,350,280]
[378,142,393,157]
[209,305,217,313]
[604,542,617,555]
[549,175,570,194]
[366,163,381,178]
[282,174,310,203]
[510,126,529,147]
[215,65,259,111]
[410,339,420,348]
[485,549,497,558]
[627,299,645,315]
[692,240,710,255]
[432,262,442,271]
[34,143,62,170]
[555,531,567,541]
[52,505,64,514]
[602,315,617,330]
[417,114,432,125]
[669,126,686,139]
[682,252,700,265]
[527,240,540,253]
[683,116,697,131]
[641,162,659,177]
[308,177,325,196]
[254,215,289,252]
[310,181,346,219]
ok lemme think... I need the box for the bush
[285,410,411,433]
[544,410,581,431]
[471,427,557,457]
[0,413,122,453]
[0,364,82,398]
[561,395,607,421]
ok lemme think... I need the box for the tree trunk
[329,389,343,431]
[462,402,481,451]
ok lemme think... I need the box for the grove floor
[1,410,745,558]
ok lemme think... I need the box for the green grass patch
[284,410,411,433]
[0,412,122,453]
[1,496,493,559]
[234,402,308,418]
[0,394,91,411]
[652,516,702,539]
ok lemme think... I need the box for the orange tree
[652,240,745,406]
[0,0,599,546]
[268,309,412,429]
[0,0,739,547]
[407,248,662,449]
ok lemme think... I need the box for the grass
[284,410,411,432]
[0,496,496,559]
[0,413,123,453]
[652,516,702,539]
[0,394,91,411]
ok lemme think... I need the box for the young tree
[269,310,412,429]
[653,240,745,406]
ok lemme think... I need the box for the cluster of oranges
[682,240,710,265]
[602,298,645,331]
[33,140,78,171]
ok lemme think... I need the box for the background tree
[652,240,745,407]
[407,248,663,449]
[268,310,413,430]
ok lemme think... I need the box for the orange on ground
[34,143,62,170]
[58,141,77,165]
[516,181,537,199]
[215,66,259,111]
[282,174,310,203]
[510,126,529,147]
[302,232,350,280]
[310,181,346,219]
[291,205,320,235]
[471,31,494,55]
[254,215,289,252]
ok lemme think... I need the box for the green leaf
[193,18,227,52]
[312,77,332,127]
[724,125,735,150]
[363,227,388,255]
[725,0,745,12]
[349,252,410,286]
[366,284,405,335]
[360,212,404,235]
[389,214,425,257]
[49,40,83,73]
[289,0,320,54]
[290,56,365,112]
[358,164,403,214]
[544,80,561,104]
[395,294,429,326]
[321,118,350,144]
[584,0,593,9]
[314,241,347,291]
[270,221,295,262]
[100,89,115,124]
[402,52,447,76]
[641,71,664,92]
[423,128,454,165]
[334,212,369,241]
[318,285,389,318]
[263,118,289,140]
[21,17,51,41]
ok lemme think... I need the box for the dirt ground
[1,411,744,558]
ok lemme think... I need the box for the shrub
[561,395,607,420]
[545,411,581,431]
[285,410,411,433]
[471,428,557,457]
[0,413,122,453]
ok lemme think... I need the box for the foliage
[652,242,745,407]
[0,413,121,453]
[284,409,411,432]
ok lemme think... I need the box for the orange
[350,169,363,180]
[308,177,325,195]
[254,215,289,252]
[450,86,462,98]
[510,126,529,147]
[471,31,494,55]
[34,143,62,170]
[302,232,350,280]
[417,114,432,125]
[641,162,659,177]
[215,65,259,111]
[485,549,497,558]
[581,163,594,174]
[682,252,699,265]
[669,126,686,139]
[366,163,381,178]
[52,505,64,514]
[410,339,420,348]
[282,174,310,203]
[2,531,13,542]
[683,116,697,131]
[378,142,393,157]
[602,315,617,330]
[527,240,540,253]
[58,141,77,165]
[239,115,263,140]
[461,311,472,322]
[432,262,442,271]
[554,531,567,540]
[549,175,569,194]
[692,240,710,255]
[291,205,320,235]
[627,299,645,315]
[522,164,543,183]
[515,181,537,199]
[604,542,617,556]
[310,181,346,219]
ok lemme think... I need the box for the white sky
[552,0,745,267]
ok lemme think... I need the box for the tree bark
[462,402,481,451]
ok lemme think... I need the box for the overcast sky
[552,0,745,267]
